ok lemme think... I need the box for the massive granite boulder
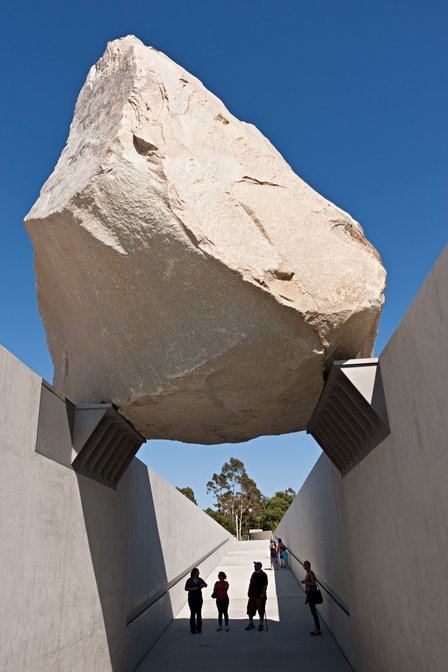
[25,36,386,444]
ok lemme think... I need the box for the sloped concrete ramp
[137,540,351,672]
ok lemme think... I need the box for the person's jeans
[188,596,203,632]
[216,597,229,625]
[308,600,320,630]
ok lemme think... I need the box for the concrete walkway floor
[137,540,352,671]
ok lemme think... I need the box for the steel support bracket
[71,403,145,489]
[307,358,390,476]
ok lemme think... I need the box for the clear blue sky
[1,1,446,508]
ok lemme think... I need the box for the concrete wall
[0,345,234,672]
[249,530,272,540]
[276,245,448,672]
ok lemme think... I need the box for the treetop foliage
[176,486,197,505]
[179,459,295,537]
[203,457,295,539]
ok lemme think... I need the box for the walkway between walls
[136,540,352,671]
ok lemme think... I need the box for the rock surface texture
[26,36,386,444]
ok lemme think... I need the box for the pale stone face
[25,36,386,444]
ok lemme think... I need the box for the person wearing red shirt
[213,571,230,631]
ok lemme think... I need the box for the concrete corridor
[137,540,351,671]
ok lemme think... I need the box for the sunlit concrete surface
[137,540,352,671]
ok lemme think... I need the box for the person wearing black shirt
[246,561,268,631]
[185,567,207,634]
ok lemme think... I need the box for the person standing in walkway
[269,540,278,570]
[246,561,268,631]
[301,560,322,636]
[185,568,207,634]
[213,571,230,631]
[277,538,287,568]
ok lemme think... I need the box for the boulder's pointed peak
[107,34,144,48]
[103,34,162,57]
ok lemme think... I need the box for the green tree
[259,488,296,531]
[176,486,197,505]
[206,458,263,540]
[204,507,235,535]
